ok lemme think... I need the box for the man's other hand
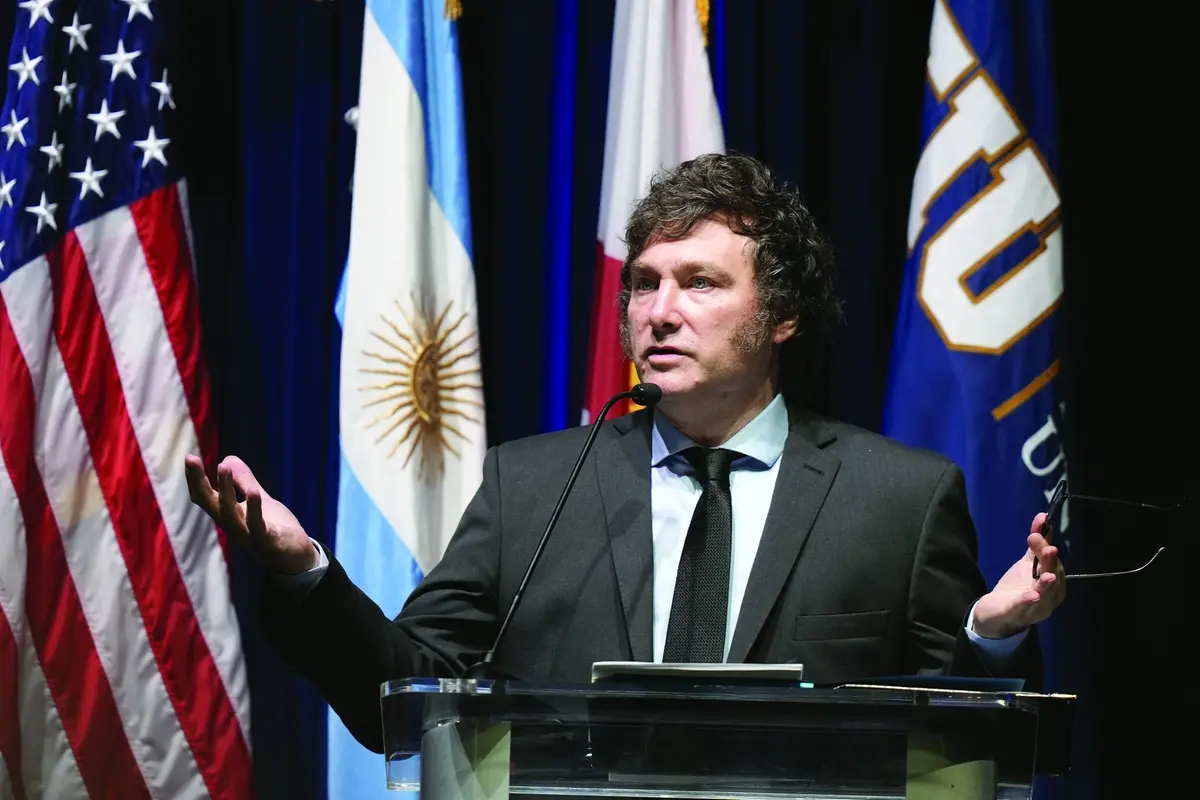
[972,512,1066,639]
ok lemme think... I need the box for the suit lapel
[595,409,655,662]
[727,407,841,663]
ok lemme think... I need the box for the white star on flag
[54,71,75,112]
[24,190,58,233]
[63,11,91,53]
[88,99,125,141]
[9,47,42,89]
[68,156,107,200]
[18,0,54,28]
[118,0,155,23]
[39,130,63,173]
[133,127,169,167]
[0,172,13,208]
[2,110,29,150]
[151,69,175,111]
[101,40,141,82]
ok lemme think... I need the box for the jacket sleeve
[259,446,504,752]
[905,462,1043,690]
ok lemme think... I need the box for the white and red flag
[582,0,725,422]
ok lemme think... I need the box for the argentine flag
[332,1,486,796]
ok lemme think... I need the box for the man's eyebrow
[629,260,730,273]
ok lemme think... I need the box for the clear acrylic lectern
[379,677,1073,799]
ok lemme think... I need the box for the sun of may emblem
[359,293,483,480]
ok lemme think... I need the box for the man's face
[625,218,793,404]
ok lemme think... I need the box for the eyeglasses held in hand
[1036,479,1183,580]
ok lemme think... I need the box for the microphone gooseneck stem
[476,386,655,672]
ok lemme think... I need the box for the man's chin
[639,375,699,402]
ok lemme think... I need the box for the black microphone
[463,382,663,679]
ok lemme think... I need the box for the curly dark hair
[618,152,841,402]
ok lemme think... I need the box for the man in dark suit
[185,153,1065,754]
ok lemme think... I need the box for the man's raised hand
[184,454,319,574]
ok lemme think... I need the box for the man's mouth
[644,346,687,362]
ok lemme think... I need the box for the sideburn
[731,305,774,354]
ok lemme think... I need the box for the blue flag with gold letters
[883,0,1066,624]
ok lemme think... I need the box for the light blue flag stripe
[327,456,424,800]
[366,0,472,256]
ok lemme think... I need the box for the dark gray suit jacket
[261,404,1039,752]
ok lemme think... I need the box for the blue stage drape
[718,0,937,428]
[178,0,366,795]
[1,1,1181,798]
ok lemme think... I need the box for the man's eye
[634,278,654,291]
[691,277,710,289]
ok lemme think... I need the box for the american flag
[0,1,253,798]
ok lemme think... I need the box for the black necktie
[663,446,737,663]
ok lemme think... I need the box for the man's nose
[647,283,682,329]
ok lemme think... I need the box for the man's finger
[1037,545,1059,574]
[183,454,218,515]
[1028,531,1055,578]
[217,464,246,533]
[245,489,267,540]
[225,456,268,502]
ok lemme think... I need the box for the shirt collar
[650,393,789,470]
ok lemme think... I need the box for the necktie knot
[683,446,738,487]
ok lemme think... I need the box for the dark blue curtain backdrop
[5,0,1182,798]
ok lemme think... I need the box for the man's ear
[772,318,799,344]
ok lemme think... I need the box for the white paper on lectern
[590,661,805,683]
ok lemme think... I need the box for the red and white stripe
[582,0,726,423]
[0,183,253,799]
